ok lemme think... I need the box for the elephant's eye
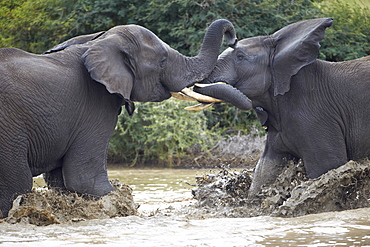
[237,54,244,61]
[237,52,257,61]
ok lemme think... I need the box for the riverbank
[108,131,266,169]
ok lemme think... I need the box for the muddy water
[1,168,370,246]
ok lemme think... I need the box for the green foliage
[60,0,142,38]
[2,0,368,61]
[204,104,263,135]
[0,0,320,55]
[316,0,370,61]
[108,99,219,167]
[0,0,69,53]
[113,0,320,56]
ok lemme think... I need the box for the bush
[203,103,263,135]
[316,0,370,61]
[0,0,69,53]
[108,98,220,167]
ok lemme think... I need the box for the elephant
[192,18,370,197]
[0,19,238,218]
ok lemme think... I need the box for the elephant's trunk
[193,83,252,111]
[189,19,237,82]
[194,19,237,74]
[167,19,237,92]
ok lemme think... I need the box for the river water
[1,168,370,246]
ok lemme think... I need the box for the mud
[4,180,138,226]
[192,131,265,169]
[192,160,370,217]
[192,168,252,208]
[3,159,370,226]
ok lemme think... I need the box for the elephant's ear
[44,31,105,54]
[82,33,135,114]
[271,18,333,96]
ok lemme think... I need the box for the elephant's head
[46,20,237,115]
[193,18,333,112]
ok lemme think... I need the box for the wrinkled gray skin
[195,18,370,197]
[0,19,237,218]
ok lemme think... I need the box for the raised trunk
[167,19,237,92]
[192,19,237,79]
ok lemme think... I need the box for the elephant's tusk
[170,92,197,101]
[184,103,215,111]
[194,82,227,88]
[181,87,222,103]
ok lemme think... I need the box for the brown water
[1,168,370,246]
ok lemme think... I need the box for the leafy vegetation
[0,0,70,53]
[316,0,370,61]
[109,99,220,167]
[1,0,369,166]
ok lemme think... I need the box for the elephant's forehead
[219,36,266,58]
[238,37,266,53]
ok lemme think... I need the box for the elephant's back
[0,47,32,59]
[331,56,370,81]
[355,55,370,63]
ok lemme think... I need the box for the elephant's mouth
[170,82,227,111]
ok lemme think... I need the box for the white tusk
[194,82,227,88]
[170,92,197,101]
[181,87,222,103]
[184,103,215,111]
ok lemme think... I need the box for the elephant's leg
[61,138,113,197]
[43,166,67,190]
[293,122,348,179]
[303,156,346,180]
[0,151,32,218]
[248,131,293,198]
[300,139,347,179]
